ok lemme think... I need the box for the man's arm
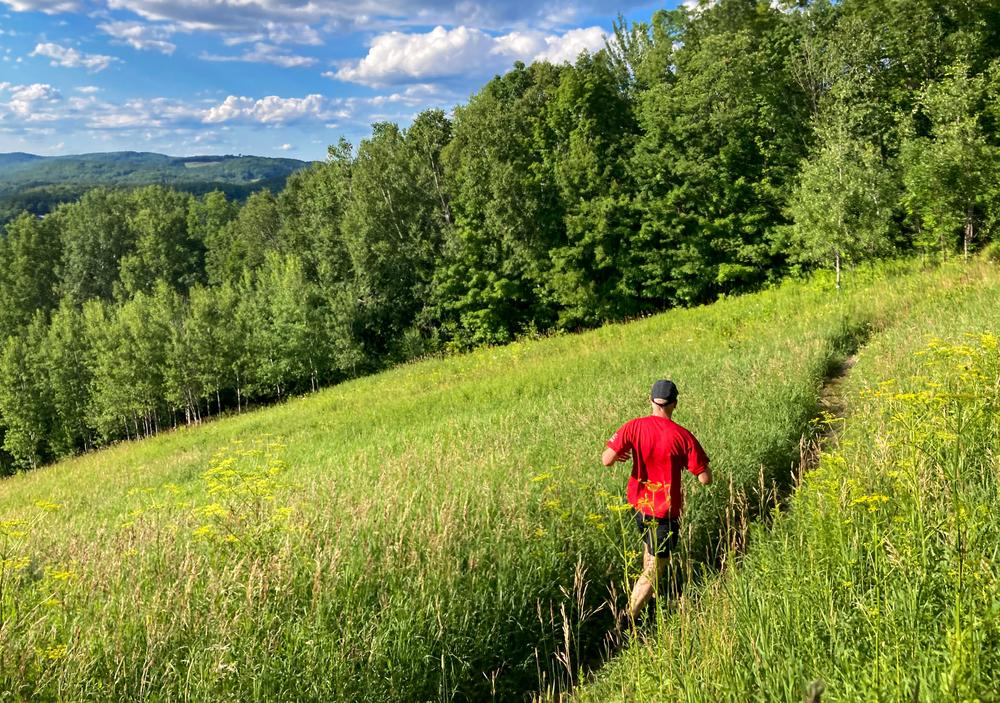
[687,431,711,485]
[601,447,630,467]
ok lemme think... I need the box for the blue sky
[0,0,682,161]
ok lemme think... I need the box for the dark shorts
[633,510,680,558]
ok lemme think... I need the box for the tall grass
[0,262,979,701]
[573,263,1000,702]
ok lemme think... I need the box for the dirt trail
[799,353,858,475]
[541,353,863,702]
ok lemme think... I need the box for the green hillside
[0,151,313,222]
[0,262,997,701]
[574,262,1000,702]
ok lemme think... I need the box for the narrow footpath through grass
[573,261,1000,701]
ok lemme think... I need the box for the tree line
[2,0,1000,473]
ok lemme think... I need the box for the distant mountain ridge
[0,150,316,223]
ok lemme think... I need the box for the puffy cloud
[75,85,102,93]
[97,20,178,54]
[200,42,317,68]
[526,26,606,63]
[277,142,292,150]
[202,94,332,124]
[68,94,203,129]
[30,42,118,71]
[334,26,494,85]
[0,81,63,121]
[333,24,606,86]
[2,80,349,133]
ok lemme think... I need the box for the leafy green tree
[787,125,897,287]
[85,291,170,440]
[258,253,324,395]
[205,190,281,284]
[545,50,640,329]
[184,284,233,416]
[0,213,60,339]
[188,190,238,276]
[56,188,134,304]
[157,283,206,426]
[119,186,199,296]
[434,62,566,347]
[0,313,54,469]
[44,299,93,455]
[630,2,810,304]
[901,65,999,258]
[277,150,353,286]
[316,280,366,380]
[341,113,451,357]
[233,273,269,406]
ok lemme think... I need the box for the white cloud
[31,42,117,72]
[363,83,459,109]
[201,42,316,68]
[334,26,493,85]
[97,21,178,54]
[333,24,606,86]
[0,81,63,121]
[0,0,80,14]
[528,26,606,63]
[89,0,621,35]
[249,20,322,46]
[277,142,292,150]
[682,0,719,13]
[75,85,101,93]
[203,94,332,125]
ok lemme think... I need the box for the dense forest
[2,0,999,474]
[0,152,312,223]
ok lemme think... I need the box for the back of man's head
[650,379,679,408]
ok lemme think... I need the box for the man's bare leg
[628,546,668,619]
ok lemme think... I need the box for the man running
[602,379,712,619]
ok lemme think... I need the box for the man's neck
[651,408,674,421]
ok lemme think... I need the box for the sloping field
[0,262,986,701]
[575,264,1000,702]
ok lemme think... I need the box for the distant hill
[0,151,316,223]
[0,152,45,167]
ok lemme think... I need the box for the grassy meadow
[574,264,1000,702]
[0,261,993,701]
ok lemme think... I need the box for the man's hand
[601,447,631,467]
[697,468,712,486]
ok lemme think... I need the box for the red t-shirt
[606,415,709,519]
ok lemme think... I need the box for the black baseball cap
[650,379,678,405]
